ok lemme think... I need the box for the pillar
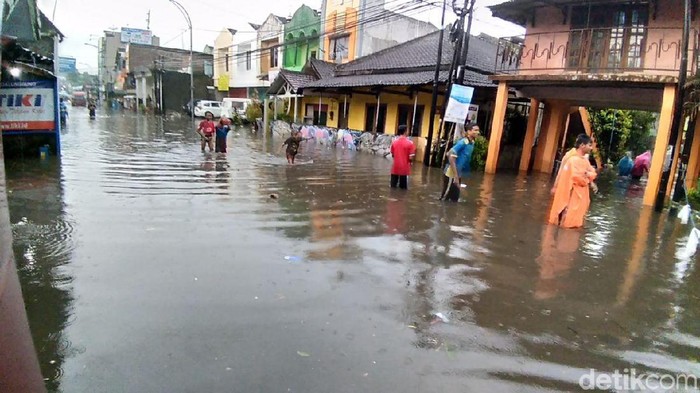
[666,130,683,197]
[579,107,603,169]
[686,119,700,189]
[485,81,509,174]
[643,84,677,206]
[519,98,540,171]
[533,100,568,174]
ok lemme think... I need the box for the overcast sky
[38,0,524,73]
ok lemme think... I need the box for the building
[321,0,437,64]
[2,0,64,158]
[283,5,321,72]
[486,0,694,206]
[98,28,160,97]
[268,29,505,162]
[120,44,213,112]
[258,14,288,86]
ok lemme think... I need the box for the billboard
[0,80,56,131]
[121,27,153,45]
[58,57,77,74]
[444,84,475,124]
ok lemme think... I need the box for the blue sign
[444,84,475,124]
[58,57,77,74]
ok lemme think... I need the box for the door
[365,104,387,133]
[338,100,350,129]
[397,104,425,136]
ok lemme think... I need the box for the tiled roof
[489,0,591,26]
[309,58,336,79]
[335,29,502,76]
[269,69,316,94]
[304,69,493,89]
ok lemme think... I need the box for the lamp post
[168,0,194,125]
[84,42,102,102]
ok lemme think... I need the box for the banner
[121,27,153,45]
[58,57,77,74]
[217,75,229,92]
[467,104,479,123]
[0,80,56,131]
[444,84,475,124]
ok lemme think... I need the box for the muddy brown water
[5,107,699,392]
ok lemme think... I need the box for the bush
[471,135,488,171]
[245,100,262,121]
[687,181,700,209]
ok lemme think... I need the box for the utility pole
[147,10,151,30]
[169,0,194,125]
[656,0,690,211]
[424,0,448,165]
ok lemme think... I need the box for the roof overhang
[489,0,652,26]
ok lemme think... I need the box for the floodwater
[5,107,700,392]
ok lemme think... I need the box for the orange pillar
[485,81,509,174]
[519,98,540,171]
[534,101,568,174]
[533,103,553,172]
[665,130,684,197]
[643,84,677,206]
[578,107,603,169]
[686,119,700,189]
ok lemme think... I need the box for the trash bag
[678,204,692,225]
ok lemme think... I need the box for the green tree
[588,108,655,163]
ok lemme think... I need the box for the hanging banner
[0,80,56,131]
[444,84,475,124]
[218,75,229,92]
[467,104,479,123]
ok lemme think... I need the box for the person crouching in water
[279,129,304,164]
[548,133,598,229]
[439,123,480,202]
[215,117,231,153]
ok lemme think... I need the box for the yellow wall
[303,90,443,138]
[299,96,339,128]
[323,0,360,63]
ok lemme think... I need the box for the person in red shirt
[390,125,417,189]
[196,112,216,153]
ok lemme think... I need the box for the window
[330,34,350,64]
[246,51,251,70]
[310,51,317,60]
[566,4,648,71]
[270,47,278,68]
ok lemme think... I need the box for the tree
[587,108,655,163]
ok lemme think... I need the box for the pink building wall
[510,0,695,77]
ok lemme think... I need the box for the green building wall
[283,5,321,72]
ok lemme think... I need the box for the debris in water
[270,194,279,199]
[297,351,310,357]
[432,312,450,323]
[194,277,198,281]
[284,255,301,263]
[407,325,417,329]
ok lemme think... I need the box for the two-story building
[283,5,322,71]
[322,0,437,64]
[486,0,694,206]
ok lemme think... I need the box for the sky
[38,0,525,73]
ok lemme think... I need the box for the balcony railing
[495,27,700,77]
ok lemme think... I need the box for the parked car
[221,98,251,120]
[183,99,202,116]
[193,100,223,118]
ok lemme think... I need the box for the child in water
[215,117,231,153]
[279,129,307,164]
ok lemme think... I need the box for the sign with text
[0,80,56,131]
[121,27,153,45]
[444,84,475,124]
[467,104,479,123]
[58,57,77,74]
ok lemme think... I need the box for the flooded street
[6,107,700,392]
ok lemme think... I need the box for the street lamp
[168,0,194,124]
[84,42,102,102]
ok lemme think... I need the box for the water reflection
[5,158,75,392]
[5,108,699,391]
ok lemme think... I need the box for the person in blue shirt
[215,117,231,153]
[618,151,634,177]
[59,98,68,125]
[440,123,480,202]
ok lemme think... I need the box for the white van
[193,100,223,118]
[221,98,251,120]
